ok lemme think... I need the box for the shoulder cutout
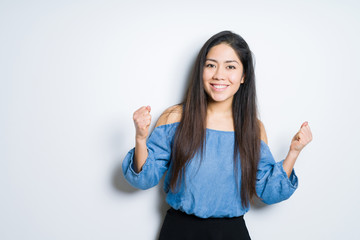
[155,104,183,128]
[258,119,268,145]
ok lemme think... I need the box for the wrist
[288,149,300,158]
[135,136,147,144]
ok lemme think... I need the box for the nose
[212,66,225,80]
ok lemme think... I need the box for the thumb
[300,121,308,129]
[293,131,300,141]
[146,105,151,112]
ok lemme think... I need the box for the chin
[209,95,230,103]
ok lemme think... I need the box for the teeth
[212,84,228,89]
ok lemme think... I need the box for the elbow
[260,196,286,205]
[123,166,161,190]
[136,180,157,190]
[133,184,153,190]
[124,176,157,190]
[259,189,295,205]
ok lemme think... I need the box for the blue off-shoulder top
[122,122,298,219]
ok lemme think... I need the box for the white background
[1,0,360,239]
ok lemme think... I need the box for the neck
[207,98,233,117]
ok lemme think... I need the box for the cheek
[202,69,211,81]
[229,72,243,84]
[202,72,213,89]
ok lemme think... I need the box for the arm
[283,121,313,177]
[122,125,173,190]
[132,106,151,173]
[132,104,182,173]
[256,142,299,205]
[134,138,148,173]
[255,121,312,204]
[122,105,182,190]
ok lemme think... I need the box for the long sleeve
[122,124,175,190]
[255,140,298,204]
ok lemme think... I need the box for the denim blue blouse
[122,122,298,218]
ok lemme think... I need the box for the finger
[301,125,312,137]
[299,131,313,145]
[142,105,152,115]
[137,107,151,116]
[139,105,150,113]
[305,131,313,142]
[297,132,310,145]
[138,105,150,112]
[305,125,312,138]
[302,127,312,137]
[145,114,152,122]
[140,118,150,127]
[299,131,310,141]
[300,128,309,137]
[134,112,150,122]
[134,106,146,117]
[138,106,148,112]
[139,120,150,130]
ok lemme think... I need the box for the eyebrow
[206,58,240,64]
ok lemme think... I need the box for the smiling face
[202,43,244,104]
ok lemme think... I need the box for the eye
[205,63,215,68]
[227,65,236,70]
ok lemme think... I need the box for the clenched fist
[133,106,152,140]
[290,121,313,153]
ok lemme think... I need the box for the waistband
[167,207,244,222]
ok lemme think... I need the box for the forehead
[206,43,240,61]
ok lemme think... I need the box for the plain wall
[1,0,360,239]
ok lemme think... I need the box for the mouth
[210,84,229,91]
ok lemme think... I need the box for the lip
[210,84,229,92]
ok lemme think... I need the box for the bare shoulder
[155,104,183,128]
[258,119,268,145]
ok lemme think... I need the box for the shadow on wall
[109,125,137,194]
[110,51,199,238]
[111,158,169,240]
[155,176,169,240]
[250,196,268,210]
[111,159,137,193]
[109,121,169,239]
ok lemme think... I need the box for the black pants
[158,208,251,240]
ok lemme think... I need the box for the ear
[240,75,245,84]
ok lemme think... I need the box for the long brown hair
[170,31,260,208]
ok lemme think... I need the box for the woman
[122,31,312,239]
